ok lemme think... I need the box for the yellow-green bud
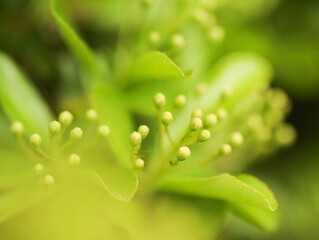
[222,86,233,98]
[189,117,203,131]
[34,163,44,174]
[191,108,203,118]
[177,146,191,161]
[154,93,166,109]
[193,8,210,25]
[98,125,110,138]
[162,111,173,126]
[130,131,142,146]
[209,25,225,42]
[198,129,211,142]
[219,144,232,155]
[58,111,73,127]
[30,134,42,148]
[148,31,161,44]
[138,125,149,139]
[69,154,80,166]
[135,158,145,170]
[196,82,208,96]
[217,108,227,120]
[230,132,244,146]
[175,94,187,108]
[49,121,61,136]
[171,33,186,48]
[205,113,218,127]
[248,114,264,131]
[70,127,83,140]
[43,175,54,186]
[86,109,98,121]
[275,124,296,146]
[10,121,24,136]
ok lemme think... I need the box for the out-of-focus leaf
[0,185,46,223]
[92,83,133,168]
[51,0,102,83]
[0,52,53,139]
[157,173,278,211]
[124,51,192,85]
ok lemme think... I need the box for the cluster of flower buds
[130,124,150,170]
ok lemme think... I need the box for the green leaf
[157,173,278,211]
[51,0,101,83]
[124,51,192,86]
[92,83,134,168]
[0,185,46,223]
[0,52,53,139]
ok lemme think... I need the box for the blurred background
[0,0,318,239]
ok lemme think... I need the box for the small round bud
[275,124,296,146]
[209,25,225,42]
[130,131,142,146]
[177,146,191,161]
[222,86,233,98]
[162,111,173,126]
[175,94,187,108]
[189,118,203,131]
[153,93,166,109]
[148,31,161,44]
[171,33,186,48]
[34,164,44,174]
[30,134,42,148]
[58,111,73,127]
[70,127,83,140]
[98,125,110,138]
[219,144,232,155]
[191,108,202,118]
[230,132,244,146]
[198,129,211,142]
[49,121,61,136]
[86,109,98,121]
[205,113,218,127]
[135,158,145,170]
[193,8,210,25]
[10,121,24,136]
[248,114,264,131]
[196,82,208,96]
[69,154,80,166]
[43,175,54,186]
[217,108,227,120]
[138,125,149,139]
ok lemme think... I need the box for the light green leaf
[157,173,278,211]
[0,52,53,139]
[0,185,46,223]
[124,51,192,85]
[92,83,134,168]
[51,0,101,83]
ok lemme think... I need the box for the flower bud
[43,175,54,186]
[162,111,173,126]
[86,109,98,121]
[198,129,211,142]
[69,154,80,166]
[177,146,191,161]
[153,93,166,109]
[34,163,44,174]
[174,94,186,108]
[205,113,218,127]
[222,86,233,98]
[10,121,24,136]
[135,158,145,170]
[171,34,186,48]
[138,125,149,139]
[49,121,61,136]
[275,124,296,146]
[219,144,232,155]
[230,132,244,146]
[196,82,208,96]
[217,108,227,120]
[148,31,161,44]
[209,25,225,42]
[191,108,202,118]
[58,111,73,127]
[70,127,83,140]
[130,131,142,146]
[189,118,203,131]
[98,125,110,138]
[30,134,42,148]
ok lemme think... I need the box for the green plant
[0,0,296,239]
